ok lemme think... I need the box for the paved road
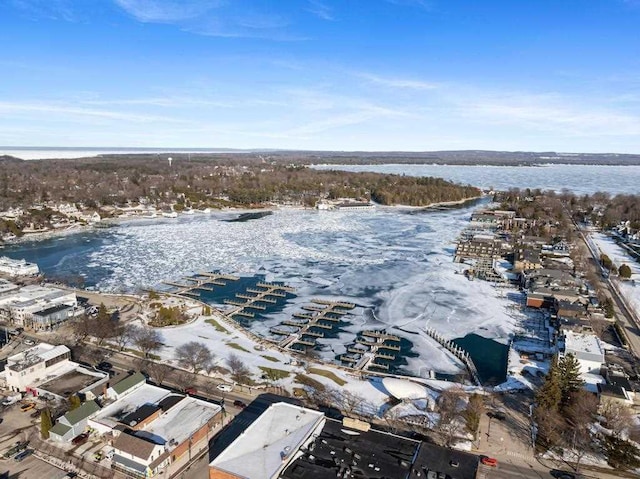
[578,225,640,356]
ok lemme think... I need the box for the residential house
[49,400,101,442]
[112,432,168,479]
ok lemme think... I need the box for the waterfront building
[0,284,77,327]
[0,256,39,276]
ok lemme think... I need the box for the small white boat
[162,211,178,218]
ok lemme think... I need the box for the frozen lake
[312,163,640,195]
[4,204,523,377]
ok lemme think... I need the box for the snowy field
[590,232,640,314]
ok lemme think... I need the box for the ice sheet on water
[85,206,522,375]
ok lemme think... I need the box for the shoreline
[2,195,483,247]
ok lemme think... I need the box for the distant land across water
[1,147,640,165]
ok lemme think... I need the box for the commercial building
[3,343,107,397]
[209,402,325,479]
[561,330,605,375]
[0,284,78,327]
[0,256,39,276]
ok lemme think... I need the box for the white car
[23,339,35,346]
[216,383,233,392]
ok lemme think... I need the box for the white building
[0,256,40,277]
[4,343,71,393]
[561,330,605,375]
[0,284,77,326]
[209,402,325,479]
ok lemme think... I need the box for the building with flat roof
[3,343,107,397]
[209,402,325,479]
[561,330,605,375]
[0,256,39,276]
[0,284,77,326]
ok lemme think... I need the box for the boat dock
[164,272,240,296]
[271,299,356,352]
[222,281,295,320]
[340,329,401,372]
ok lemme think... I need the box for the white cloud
[307,0,334,21]
[113,0,222,23]
[0,101,185,124]
[358,73,439,91]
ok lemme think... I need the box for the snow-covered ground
[589,232,640,314]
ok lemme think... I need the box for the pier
[341,329,401,372]
[163,272,240,296]
[424,327,481,386]
[222,281,294,320]
[273,299,356,353]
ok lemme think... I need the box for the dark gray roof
[598,383,627,399]
[410,442,479,479]
[121,404,159,428]
[281,418,418,479]
[33,303,73,316]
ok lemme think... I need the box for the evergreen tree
[557,353,584,409]
[40,408,53,440]
[619,264,632,279]
[68,395,82,410]
[97,302,110,322]
[535,358,562,412]
[603,436,640,470]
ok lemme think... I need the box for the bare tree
[436,387,465,447]
[600,399,633,438]
[564,390,598,472]
[227,353,252,384]
[112,323,134,351]
[175,341,214,373]
[338,390,366,418]
[142,360,173,386]
[132,326,163,358]
[71,315,92,343]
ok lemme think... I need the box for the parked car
[233,400,247,409]
[184,387,197,395]
[14,449,32,462]
[93,451,103,462]
[20,402,36,413]
[1,396,20,407]
[71,433,89,446]
[23,339,35,346]
[216,383,233,392]
[487,410,506,420]
[30,409,42,418]
[481,456,498,467]
[96,361,113,371]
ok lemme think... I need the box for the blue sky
[1,0,639,152]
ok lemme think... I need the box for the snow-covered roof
[135,396,221,448]
[209,402,325,479]
[564,330,604,362]
[91,384,171,430]
[7,343,69,371]
[382,377,429,400]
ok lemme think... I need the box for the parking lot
[0,398,68,479]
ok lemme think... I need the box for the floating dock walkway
[223,282,295,320]
[273,299,356,351]
[341,329,401,372]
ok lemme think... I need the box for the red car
[481,456,498,467]
[71,433,89,446]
